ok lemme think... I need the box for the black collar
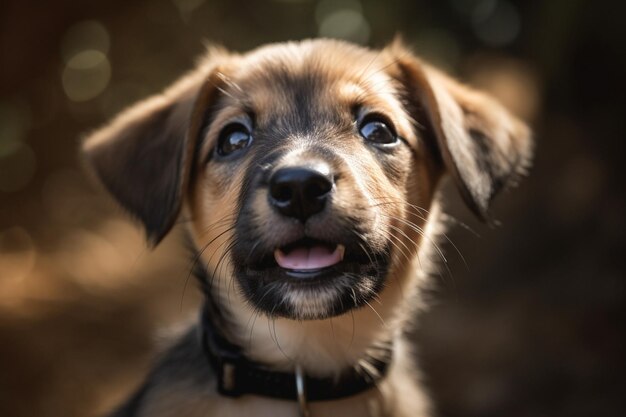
[200,303,392,402]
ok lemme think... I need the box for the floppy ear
[391,47,533,221]
[82,62,221,246]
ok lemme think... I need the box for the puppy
[83,39,532,417]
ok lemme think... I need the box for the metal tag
[295,364,310,417]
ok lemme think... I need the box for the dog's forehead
[239,39,385,83]
[223,41,403,120]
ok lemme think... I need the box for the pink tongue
[274,244,344,270]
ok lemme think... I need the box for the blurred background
[0,0,624,416]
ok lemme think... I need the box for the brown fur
[82,39,532,417]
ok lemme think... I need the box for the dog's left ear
[389,45,533,221]
[82,64,222,246]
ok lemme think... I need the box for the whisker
[247,309,261,349]
[385,224,414,263]
[244,239,263,264]
[381,213,455,284]
[206,233,237,298]
[220,240,240,306]
[370,197,469,270]
[271,310,292,361]
[373,196,479,239]
[349,309,356,349]
[350,288,358,307]
[180,217,235,310]
[367,197,461,286]
[363,298,387,329]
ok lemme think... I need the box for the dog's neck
[200,299,393,401]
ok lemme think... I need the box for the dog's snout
[268,164,333,222]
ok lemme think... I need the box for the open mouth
[274,239,345,272]
[233,234,391,319]
[246,237,375,279]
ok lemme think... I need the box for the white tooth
[336,244,345,260]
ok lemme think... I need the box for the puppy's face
[83,40,532,322]
[190,43,428,320]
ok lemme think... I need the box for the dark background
[1,1,624,416]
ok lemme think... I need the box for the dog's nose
[268,164,333,222]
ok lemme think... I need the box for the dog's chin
[234,239,390,320]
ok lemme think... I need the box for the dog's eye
[359,118,397,145]
[217,123,253,156]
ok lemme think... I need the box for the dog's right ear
[82,59,224,246]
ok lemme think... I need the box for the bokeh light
[472,0,520,46]
[60,20,112,102]
[62,50,111,102]
[316,0,370,44]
